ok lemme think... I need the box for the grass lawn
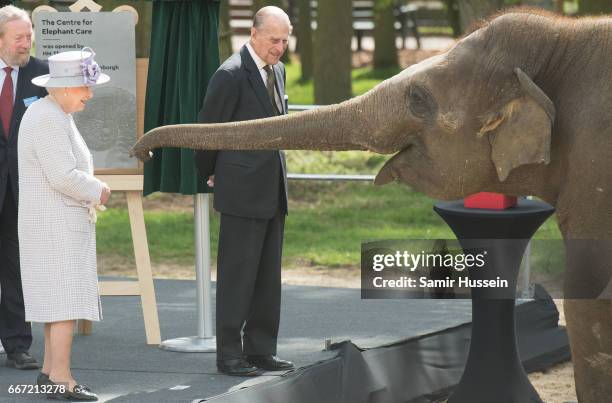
[97,182,562,270]
[97,61,562,271]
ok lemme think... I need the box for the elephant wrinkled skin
[132,10,612,402]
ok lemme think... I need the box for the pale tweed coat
[18,96,104,322]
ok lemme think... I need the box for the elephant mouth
[374,147,412,185]
[374,144,436,189]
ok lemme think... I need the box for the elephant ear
[479,68,556,182]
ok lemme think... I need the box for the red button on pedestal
[464,192,517,209]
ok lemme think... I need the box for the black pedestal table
[434,199,555,403]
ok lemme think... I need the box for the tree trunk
[579,0,612,15]
[135,0,153,58]
[373,0,398,70]
[219,0,233,61]
[252,0,269,12]
[296,0,313,81]
[457,0,504,33]
[445,0,462,37]
[314,0,352,104]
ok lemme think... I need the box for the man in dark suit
[194,6,294,376]
[0,5,48,370]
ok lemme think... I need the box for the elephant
[132,10,612,403]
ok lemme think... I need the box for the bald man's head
[252,6,291,31]
[250,6,292,65]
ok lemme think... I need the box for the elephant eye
[407,84,437,120]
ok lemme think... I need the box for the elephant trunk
[131,78,413,162]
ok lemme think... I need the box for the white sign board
[34,12,137,171]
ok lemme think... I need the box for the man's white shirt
[246,42,282,112]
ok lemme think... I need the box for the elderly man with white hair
[195,6,295,376]
[0,4,48,372]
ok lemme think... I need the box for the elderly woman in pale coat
[18,49,110,402]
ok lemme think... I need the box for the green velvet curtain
[143,0,220,196]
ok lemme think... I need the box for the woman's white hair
[0,6,31,37]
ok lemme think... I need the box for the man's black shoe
[246,355,294,371]
[6,352,40,370]
[217,358,259,376]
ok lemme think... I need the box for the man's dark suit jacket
[0,56,48,354]
[0,57,48,211]
[194,45,288,219]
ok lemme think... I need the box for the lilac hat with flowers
[31,47,110,88]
